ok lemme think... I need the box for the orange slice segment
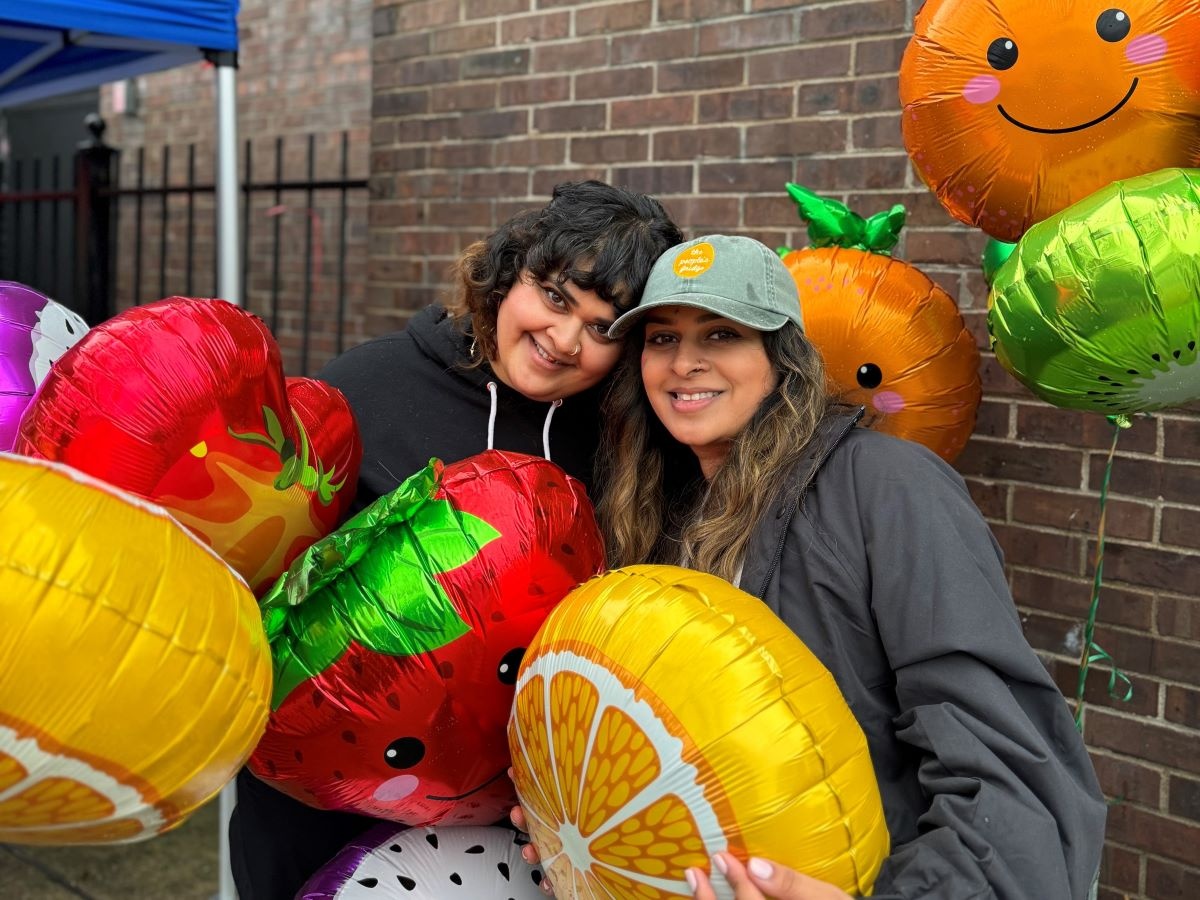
[510,649,726,899]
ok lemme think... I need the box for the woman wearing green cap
[517,235,1107,899]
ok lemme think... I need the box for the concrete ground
[0,800,220,900]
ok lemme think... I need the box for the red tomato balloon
[900,0,1200,242]
[248,450,606,825]
[15,297,362,595]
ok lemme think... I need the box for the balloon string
[1074,416,1134,731]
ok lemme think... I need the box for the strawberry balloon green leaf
[261,459,500,709]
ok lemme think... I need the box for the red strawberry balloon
[15,298,362,595]
[247,450,605,825]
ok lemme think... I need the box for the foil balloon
[0,454,270,845]
[900,0,1200,242]
[15,297,362,595]
[982,239,1018,286]
[988,167,1200,414]
[779,184,981,463]
[508,565,889,899]
[298,825,545,900]
[248,450,606,825]
[0,281,88,451]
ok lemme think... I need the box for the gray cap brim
[608,293,792,339]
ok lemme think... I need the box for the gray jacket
[740,413,1106,900]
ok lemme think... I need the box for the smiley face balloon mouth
[998,77,1139,133]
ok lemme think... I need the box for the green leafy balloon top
[259,459,500,709]
[779,182,907,256]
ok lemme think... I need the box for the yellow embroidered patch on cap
[674,241,715,278]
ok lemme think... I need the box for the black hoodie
[318,304,606,509]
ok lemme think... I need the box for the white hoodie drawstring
[485,381,498,450]
[485,380,562,462]
[542,399,563,461]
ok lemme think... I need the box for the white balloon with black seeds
[297,824,545,899]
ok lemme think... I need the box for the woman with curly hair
[229,180,683,900]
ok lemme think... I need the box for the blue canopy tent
[0,3,243,896]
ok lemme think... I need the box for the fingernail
[522,846,535,862]
[712,853,728,875]
[685,868,699,891]
[508,766,515,779]
[540,878,553,895]
[749,857,773,879]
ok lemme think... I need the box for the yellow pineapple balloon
[508,565,889,899]
[0,454,272,844]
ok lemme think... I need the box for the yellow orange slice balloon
[0,454,271,844]
[508,565,888,899]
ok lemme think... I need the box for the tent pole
[214,52,241,307]
[210,52,241,900]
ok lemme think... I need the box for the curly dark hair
[448,180,683,362]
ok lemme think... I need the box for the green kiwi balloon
[988,168,1200,414]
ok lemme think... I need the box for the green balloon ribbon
[780,182,907,256]
[1074,415,1135,732]
[260,459,500,709]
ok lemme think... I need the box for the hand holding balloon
[688,855,853,900]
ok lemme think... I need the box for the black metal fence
[0,116,369,375]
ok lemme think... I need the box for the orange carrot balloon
[900,0,1200,242]
[781,184,982,463]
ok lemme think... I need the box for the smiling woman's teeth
[674,391,719,400]
[534,341,563,365]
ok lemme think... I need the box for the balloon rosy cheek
[872,391,906,414]
[1126,34,1167,65]
[962,74,1001,104]
[373,774,420,802]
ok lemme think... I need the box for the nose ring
[568,342,582,357]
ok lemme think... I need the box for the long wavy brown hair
[446,180,682,365]
[597,321,832,582]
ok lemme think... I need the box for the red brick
[1159,597,1200,642]
[612,96,695,130]
[1145,857,1200,899]
[855,35,911,75]
[990,524,1084,575]
[577,0,652,35]
[532,103,606,134]
[1092,752,1163,807]
[1011,570,1153,630]
[659,0,741,19]
[430,23,496,55]
[1016,403,1158,453]
[461,49,529,79]
[1163,416,1200,458]
[792,153,911,190]
[697,13,796,54]
[570,133,650,165]
[745,119,847,157]
[1165,685,1200,728]
[654,127,740,161]
[500,76,570,107]
[493,137,566,167]
[1105,803,1200,867]
[747,44,852,85]
[955,438,1084,488]
[1011,486,1154,542]
[1103,542,1200,594]
[575,67,654,101]
[530,167,607,196]
[1100,842,1143,894]
[801,0,908,40]
[699,160,793,194]
[612,27,696,65]
[533,39,608,73]
[610,165,694,197]
[1086,708,1200,776]
[429,82,497,113]
[1170,774,1200,823]
[463,0,529,16]
[905,228,989,268]
[852,114,903,150]
[1163,507,1200,551]
[501,12,570,43]
[656,195,740,232]
[658,58,746,93]
[699,87,792,123]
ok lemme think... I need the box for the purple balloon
[0,281,88,451]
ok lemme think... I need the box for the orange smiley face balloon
[900,0,1200,242]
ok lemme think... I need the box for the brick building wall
[98,0,374,374]
[367,2,1200,897]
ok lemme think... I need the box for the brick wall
[98,0,374,374]
[368,2,1200,896]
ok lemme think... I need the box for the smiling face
[489,271,624,402]
[641,306,778,479]
[900,0,1200,241]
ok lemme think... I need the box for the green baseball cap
[608,234,804,338]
